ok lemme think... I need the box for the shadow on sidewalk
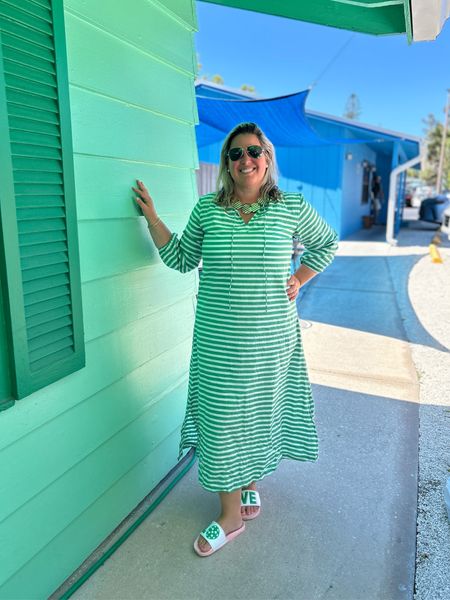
[341,221,445,248]
[71,384,419,600]
[296,230,449,354]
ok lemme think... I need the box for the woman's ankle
[218,511,243,526]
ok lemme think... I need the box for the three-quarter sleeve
[293,194,338,272]
[158,200,204,273]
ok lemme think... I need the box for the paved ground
[67,220,449,600]
[397,223,450,600]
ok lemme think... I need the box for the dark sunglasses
[227,145,264,161]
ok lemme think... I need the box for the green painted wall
[0,1,199,597]
[0,271,12,400]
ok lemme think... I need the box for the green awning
[200,0,412,40]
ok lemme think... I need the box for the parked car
[418,192,450,224]
[404,179,424,207]
[441,205,450,239]
[411,185,436,208]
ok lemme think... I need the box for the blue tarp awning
[195,89,374,148]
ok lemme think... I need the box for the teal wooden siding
[0,0,84,400]
[0,1,199,597]
[0,274,13,407]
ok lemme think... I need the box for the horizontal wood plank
[64,0,196,74]
[65,13,196,124]
[73,154,197,220]
[0,428,182,598]
[82,265,197,342]
[163,0,197,29]
[0,345,190,524]
[0,297,194,451]
[70,87,198,168]
[0,384,187,586]
[78,216,194,282]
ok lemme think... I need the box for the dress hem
[179,444,318,493]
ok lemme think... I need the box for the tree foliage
[196,56,255,92]
[343,93,361,120]
[210,74,224,85]
[421,113,450,189]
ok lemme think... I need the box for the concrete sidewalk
[70,222,449,600]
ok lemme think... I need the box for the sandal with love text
[241,489,261,521]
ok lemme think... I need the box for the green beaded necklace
[231,198,268,214]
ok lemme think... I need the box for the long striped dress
[158,192,338,492]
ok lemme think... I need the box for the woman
[371,174,384,224]
[133,122,338,557]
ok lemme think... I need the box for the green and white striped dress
[158,192,338,492]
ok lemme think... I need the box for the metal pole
[436,89,450,193]
[386,153,422,246]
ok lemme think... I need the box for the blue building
[195,82,421,240]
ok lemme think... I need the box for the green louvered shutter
[0,0,84,399]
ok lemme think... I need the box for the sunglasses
[227,145,264,161]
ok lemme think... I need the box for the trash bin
[362,215,373,229]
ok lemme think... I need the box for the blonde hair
[214,122,283,208]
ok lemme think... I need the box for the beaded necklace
[231,198,269,214]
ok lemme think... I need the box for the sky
[195,2,450,139]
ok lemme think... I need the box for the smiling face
[227,133,268,193]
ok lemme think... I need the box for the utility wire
[308,33,356,89]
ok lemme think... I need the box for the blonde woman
[133,122,338,557]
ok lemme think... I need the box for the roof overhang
[200,0,449,42]
[411,0,450,41]
[306,110,421,159]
